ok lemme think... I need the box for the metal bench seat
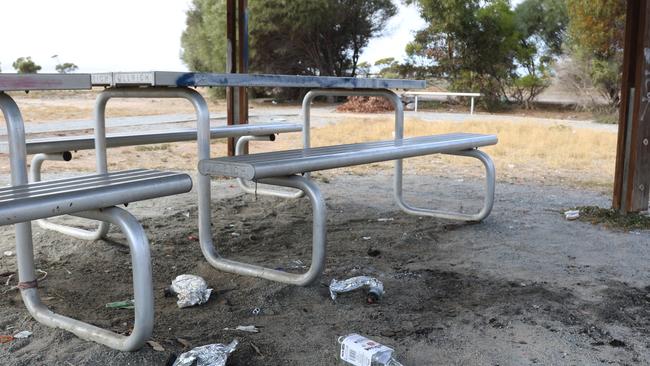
[196,133,496,287]
[0,169,192,225]
[0,122,302,154]
[199,133,497,179]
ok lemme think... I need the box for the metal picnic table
[90,71,427,285]
[0,72,427,349]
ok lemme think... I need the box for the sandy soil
[1,169,649,365]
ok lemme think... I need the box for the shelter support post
[613,0,650,213]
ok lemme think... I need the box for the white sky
[0,1,427,74]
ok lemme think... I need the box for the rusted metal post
[226,0,237,156]
[613,0,650,212]
[237,0,249,154]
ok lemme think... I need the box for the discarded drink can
[330,276,384,304]
[338,334,403,366]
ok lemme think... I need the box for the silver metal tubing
[199,174,327,286]
[395,149,496,222]
[90,87,209,240]
[235,135,304,198]
[2,93,152,351]
[0,92,35,287]
[30,152,110,241]
[301,89,408,215]
[23,207,154,351]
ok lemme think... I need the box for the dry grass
[307,117,617,189]
[0,109,617,191]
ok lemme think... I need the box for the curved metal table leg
[22,207,154,351]
[30,152,110,240]
[199,174,327,286]
[395,149,496,222]
[235,135,304,199]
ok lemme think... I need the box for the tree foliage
[55,62,78,74]
[565,0,626,108]
[406,0,567,110]
[12,57,41,74]
[180,0,396,89]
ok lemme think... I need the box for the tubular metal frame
[235,135,304,199]
[301,89,494,222]
[0,92,154,351]
[30,152,110,240]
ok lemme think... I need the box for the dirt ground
[1,169,649,365]
[0,94,647,365]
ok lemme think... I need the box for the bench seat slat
[199,133,497,180]
[0,169,192,225]
[0,123,302,155]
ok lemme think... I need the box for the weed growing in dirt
[572,206,650,231]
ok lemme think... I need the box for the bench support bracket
[30,152,110,240]
[395,149,495,222]
[199,174,327,286]
[1,93,153,351]
[235,135,304,199]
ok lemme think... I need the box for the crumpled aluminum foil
[173,339,238,366]
[329,276,384,301]
[170,274,213,308]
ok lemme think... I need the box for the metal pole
[237,0,250,155]
[471,97,475,115]
[415,95,418,112]
[613,0,650,212]
[226,0,237,156]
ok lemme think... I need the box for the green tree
[356,61,371,77]
[12,57,41,74]
[565,0,626,108]
[406,0,520,109]
[55,62,78,74]
[180,0,396,82]
[511,0,568,108]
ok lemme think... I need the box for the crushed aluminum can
[170,274,213,308]
[13,331,32,339]
[330,276,384,304]
[173,339,239,366]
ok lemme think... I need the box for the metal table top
[0,74,91,91]
[91,72,426,89]
[0,72,425,91]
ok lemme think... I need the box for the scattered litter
[169,274,213,308]
[565,210,580,221]
[250,342,263,357]
[231,232,241,237]
[0,335,13,343]
[106,299,135,309]
[13,331,32,339]
[3,251,13,257]
[224,325,260,333]
[183,211,190,218]
[173,339,239,366]
[362,236,371,241]
[176,337,192,348]
[338,333,403,366]
[187,234,199,242]
[252,307,261,315]
[288,259,307,269]
[367,248,381,257]
[330,276,384,304]
[377,218,394,222]
[147,340,165,352]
